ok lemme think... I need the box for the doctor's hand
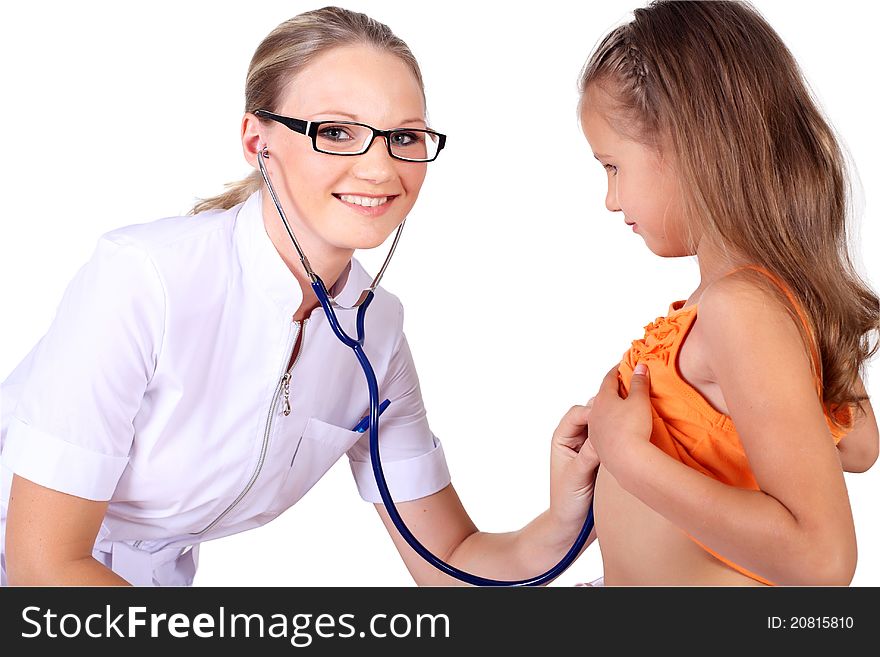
[549,400,600,529]
[587,363,653,479]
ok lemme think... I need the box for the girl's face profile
[579,85,691,258]
[257,44,428,258]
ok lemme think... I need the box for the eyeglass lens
[315,123,440,160]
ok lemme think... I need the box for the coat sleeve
[1,236,165,501]
[345,309,451,503]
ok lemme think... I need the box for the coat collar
[234,191,370,319]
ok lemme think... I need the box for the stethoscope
[257,145,594,585]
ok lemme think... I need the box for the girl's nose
[605,179,621,213]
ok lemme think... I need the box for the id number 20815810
[768,617,854,630]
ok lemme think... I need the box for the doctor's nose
[351,136,395,184]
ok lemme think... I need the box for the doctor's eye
[603,164,618,176]
[390,131,424,148]
[317,124,358,143]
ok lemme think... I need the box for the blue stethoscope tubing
[258,146,594,586]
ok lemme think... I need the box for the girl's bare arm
[835,377,878,473]
[589,277,857,585]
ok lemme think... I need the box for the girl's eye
[603,164,618,175]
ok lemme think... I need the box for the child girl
[579,0,879,585]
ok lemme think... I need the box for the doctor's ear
[241,112,268,168]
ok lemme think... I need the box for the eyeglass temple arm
[255,110,309,136]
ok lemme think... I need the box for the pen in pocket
[352,399,391,433]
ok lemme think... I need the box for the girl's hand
[549,400,600,528]
[588,363,653,478]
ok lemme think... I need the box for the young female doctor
[0,7,598,586]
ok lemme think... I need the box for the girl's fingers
[597,365,621,397]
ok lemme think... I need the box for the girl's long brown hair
[579,0,878,421]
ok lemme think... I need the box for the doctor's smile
[334,193,398,216]
[0,6,598,588]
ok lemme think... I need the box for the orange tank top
[616,271,852,586]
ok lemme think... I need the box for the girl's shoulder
[696,268,797,331]
[693,269,816,377]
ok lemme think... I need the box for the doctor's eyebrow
[311,110,360,121]
[593,153,613,160]
[311,110,427,126]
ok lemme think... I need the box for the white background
[1,1,877,587]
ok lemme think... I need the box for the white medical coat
[0,190,450,585]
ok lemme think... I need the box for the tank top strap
[724,264,823,395]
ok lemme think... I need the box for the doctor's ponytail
[191,6,426,215]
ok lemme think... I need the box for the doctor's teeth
[339,195,389,207]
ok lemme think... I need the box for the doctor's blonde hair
[191,6,425,215]
[578,0,878,421]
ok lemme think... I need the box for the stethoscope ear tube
[263,152,594,585]
[258,146,405,305]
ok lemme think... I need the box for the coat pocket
[268,417,362,512]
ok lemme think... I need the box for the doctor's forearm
[410,511,595,586]
[6,475,130,585]
[383,486,593,586]
[7,556,131,586]
[429,511,594,586]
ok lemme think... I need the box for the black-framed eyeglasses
[255,109,446,162]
